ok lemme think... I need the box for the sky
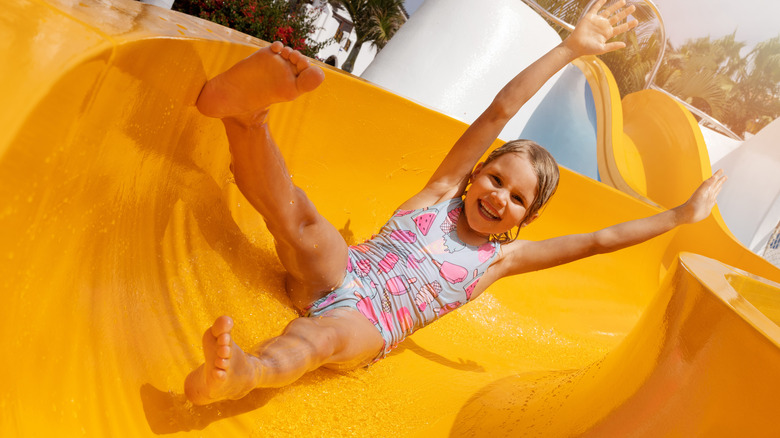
[403,0,780,48]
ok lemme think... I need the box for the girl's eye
[512,194,524,205]
[491,175,501,186]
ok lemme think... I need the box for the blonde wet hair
[482,139,560,243]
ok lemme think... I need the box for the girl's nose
[490,190,507,207]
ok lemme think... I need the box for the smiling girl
[184,0,726,405]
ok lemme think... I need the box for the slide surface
[1,1,779,437]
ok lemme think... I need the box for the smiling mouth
[478,200,500,220]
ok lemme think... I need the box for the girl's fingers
[612,20,638,36]
[589,0,609,16]
[610,4,636,25]
[713,175,727,193]
[601,0,627,18]
[602,41,627,53]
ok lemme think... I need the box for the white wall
[361,0,563,140]
[715,118,780,254]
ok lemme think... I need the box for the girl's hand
[564,0,638,58]
[678,169,728,224]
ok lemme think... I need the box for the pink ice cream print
[397,306,414,333]
[354,259,371,277]
[464,276,481,300]
[351,244,371,254]
[433,259,468,284]
[378,252,399,273]
[379,311,393,333]
[317,293,337,309]
[354,292,378,324]
[478,242,496,263]
[415,281,442,312]
[438,301,462,317]
[385,275,408,295]
[380,291,393,333]
[440,206,462,234]
[406,254,426,270]
[390,230,417,243]
[413,210,436,236]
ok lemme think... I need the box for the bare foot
[184,316,262,405]
[196,41,325,119]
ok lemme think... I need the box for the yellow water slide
[575,55,775,280]
[1,1,779,437]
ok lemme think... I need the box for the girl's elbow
[589,233,613,255]
[487,99,519,123]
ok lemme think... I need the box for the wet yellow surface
[1,0,779,436]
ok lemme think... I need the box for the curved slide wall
[1,0,780,436]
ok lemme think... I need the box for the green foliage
[173,0,329,57]
[327,0,405,72]
[658,34,780,134]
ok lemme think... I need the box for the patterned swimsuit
[306,198,501,360]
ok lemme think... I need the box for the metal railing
[520,0,743,141]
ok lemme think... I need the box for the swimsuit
[306,198,500,361]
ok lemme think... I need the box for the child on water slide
[184,0,726,405]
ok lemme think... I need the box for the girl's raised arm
[497,170,728,276]
[399,0,637,210]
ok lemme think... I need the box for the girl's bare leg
[199,42,348,310]
[184,44,384,405]
[184,311,383,405]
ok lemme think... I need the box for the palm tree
[365,0,406,50]
[722,36,780,133]
[657,36,732,120]
[328,0,406,73]
[657,34,780,135]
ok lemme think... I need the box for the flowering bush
[174,0,328,57]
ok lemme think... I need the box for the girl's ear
[471,162,484,181]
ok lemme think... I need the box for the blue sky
[403,0,780,48]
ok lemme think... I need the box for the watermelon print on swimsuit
[344,198,500,352]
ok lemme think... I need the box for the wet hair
[482,139,560,243]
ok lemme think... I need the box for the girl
[184,0,726,405]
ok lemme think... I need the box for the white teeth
[479,201,499,220]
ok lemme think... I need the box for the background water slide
[2,0,780,437]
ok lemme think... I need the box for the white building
[308,0,407,76]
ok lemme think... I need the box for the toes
[211,367,228,381]
[215,356,230,370]
[217,345,231,359]
[270,41,283,53]
[288,50,311,75]
[216,332,231,346]
[297,65,325,93]
[288,50,302,65]
[280,46,293,60]
[296,59,310,75]
[211,315,234,337]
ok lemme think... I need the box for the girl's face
[463,153,539,238]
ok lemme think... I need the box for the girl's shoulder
[392,197,461,216]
